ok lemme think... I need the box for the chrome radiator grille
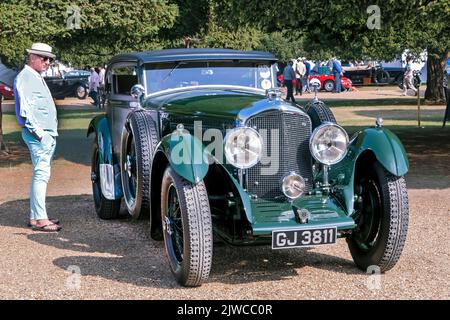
[246,111,313,199]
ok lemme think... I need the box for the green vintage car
[87,49,409,287]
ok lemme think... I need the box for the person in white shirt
[14,42,61,232]
[295,58,306,95]
[89,67,100,106]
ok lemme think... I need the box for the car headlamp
[224,126,263,169]
[309,123,349,165]
[282,172,306,199]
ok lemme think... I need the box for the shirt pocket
[32,92,49,115]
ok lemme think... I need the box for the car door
[105,62,141,158]
[44,75,66,98]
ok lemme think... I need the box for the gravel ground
[0,94,449,300]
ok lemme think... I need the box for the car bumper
[249,195,356,237]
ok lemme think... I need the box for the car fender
[351,127,409,176]
[87,115,122,199]
[156,129,209,184]
[330,127,408,215]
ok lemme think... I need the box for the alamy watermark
[169,121,280,175]
[367,5,381,30]
[366,265,382,291]
[66,5,81,30]
[66,265,81,290]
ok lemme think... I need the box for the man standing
[304,58,311,93]
[283,60,296,103]
[331,58,343,93]
[402,57,418,96]
[89,67,100,107]
[295,58,306,96]
[14,43,61,232]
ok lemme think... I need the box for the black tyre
[305,100,337,130]
[91,141,121,219]
[161,166,212,287]
[121,111,158,219]
[323,80,334,92]
[76,85,87,99]
[348,161,409,272]
[376,70,390,84]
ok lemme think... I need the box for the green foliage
[257,32,304,63]
[0,0,178,68]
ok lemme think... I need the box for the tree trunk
[425,51,449,104]
[0,96,10,153]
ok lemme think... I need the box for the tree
[0,0,179,148]
[215,0,449,102]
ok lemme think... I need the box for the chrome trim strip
[238,100,308,125]
[146,85,265,99]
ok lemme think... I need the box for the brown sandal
[32,223,62,232]
[28,218,60,227]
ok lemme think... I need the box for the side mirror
[130,84,145,100]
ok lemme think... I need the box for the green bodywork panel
[351,127,409,176]
[328,127,409,215]
[250,196,356,236]
[87,115,114,165]
[158,130,210,184]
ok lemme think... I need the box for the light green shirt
[15,65,58,139]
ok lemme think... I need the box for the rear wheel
[348,161,409,272]
[121,111,158,219]
[376,70,390,84]
[161,166,212,287]
[91,141,121,219]
[324,80,334,92]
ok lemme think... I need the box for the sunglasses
[36,54,54,63]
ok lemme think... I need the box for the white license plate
[272,226,337,249]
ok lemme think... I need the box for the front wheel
[121,111,158,219]
[323,80,334,92]
[161,166,212,287]
[347,161,409,272]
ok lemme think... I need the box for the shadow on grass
[0,195,361,288]
[0,129,93,167]
[354,108,446,122]
[343,125,450,190]
[317,98,427,108]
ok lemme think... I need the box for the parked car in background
[343,64,390,86]
[277,73,353,92]
[88,48,409,287]
[44,69,89,100]
[0,82,14,101]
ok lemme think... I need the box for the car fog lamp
[224,127,263,169]
[282,172,306,199]
[310,123,349,165]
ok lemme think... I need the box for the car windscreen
[144,60,276,94]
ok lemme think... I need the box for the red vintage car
[0,83,14,101]
[277,73,353,92]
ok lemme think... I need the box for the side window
[111,65,138,95]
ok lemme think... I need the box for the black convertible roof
[109,48,277,65]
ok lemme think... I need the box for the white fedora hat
[26,43,56,59]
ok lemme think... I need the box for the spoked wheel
[348,161,409,272]
[161,166,212,287]
[122,133,138,212]
[324,80,334,92]
[120,111,158,219]
[91,141,121,219]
